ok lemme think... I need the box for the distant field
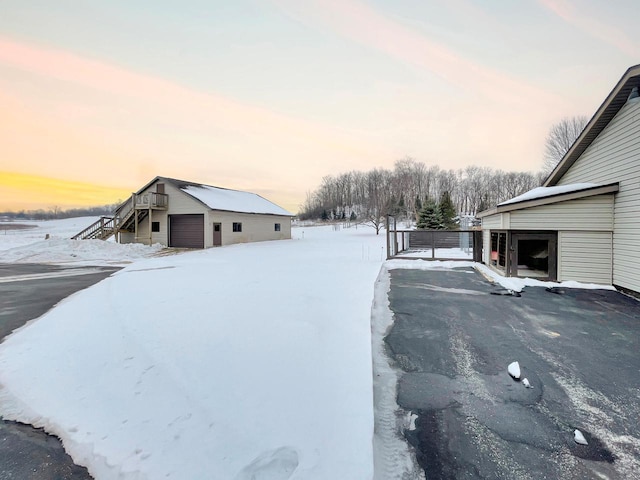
[0,223,37,231]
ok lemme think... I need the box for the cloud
[0,35,385,155]
[537,0,639,57]
[0,36,394,211]
[272,0,560,107]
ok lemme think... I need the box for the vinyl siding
[556,99,640,291]
[206,211,291,246]
[558,231,612,284]
[508,195,614,231]
[481,213,510,229]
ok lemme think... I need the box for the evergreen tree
[416,198,443,229]
[321,209,329,221]
[439,191,458,229]
[349,211,357,221]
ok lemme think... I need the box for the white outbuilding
[74,176,293,248]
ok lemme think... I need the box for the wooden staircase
[72,191,166,241]
[72,201,147,240]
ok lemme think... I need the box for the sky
[1,0,639,213]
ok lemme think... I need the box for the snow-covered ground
[0,219,616,480]
[0,217,163,265]
[0,223,386,480]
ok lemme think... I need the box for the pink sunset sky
[1,0,639,213]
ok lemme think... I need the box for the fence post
[431,231,435,259]
[386,215,391,259]
[394,216,398,255]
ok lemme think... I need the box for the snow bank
[384,259,615,292]
[0,217,101,251]
[0,217,163,265]
[0,224,384,480]
[0,238,163,266]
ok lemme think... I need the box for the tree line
[0,202,121,221]
[299,158,546,230]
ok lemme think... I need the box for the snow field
[0,224,385,479]
[0,217,164,265]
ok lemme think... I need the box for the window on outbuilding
[275,223,281,232]
[233,222,242,232]
[152,221,160,232]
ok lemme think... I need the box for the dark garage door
[169,214,204,248]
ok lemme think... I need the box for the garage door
[169,214,204,248]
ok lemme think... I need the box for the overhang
[477,183,619,218]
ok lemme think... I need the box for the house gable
[545,64,640,187]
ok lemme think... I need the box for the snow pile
[508,361,521,380]
[574,429,589,446]
[0,217,163,265]
[0,224,384,480]
[0,238,163,266]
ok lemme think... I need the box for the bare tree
[543,116,588,174]
[297,159,544,221]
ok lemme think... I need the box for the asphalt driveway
[382,267,640,479]
[0,263,118,480]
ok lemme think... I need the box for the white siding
[558,231,612,285]
[481,213,510,229]
[557,99,640,291]
[508,195,614,231]
[208,211,291,246]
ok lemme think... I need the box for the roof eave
[209,208,294,217]
[477,208,498,218]
[544,64,640,187]
[492,183,619,214]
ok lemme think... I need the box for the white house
[74,176,293,248]
[479,64,640,295]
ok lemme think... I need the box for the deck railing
[135,192,168,209]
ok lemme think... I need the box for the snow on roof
[498,183,600,206]
[181,184,292,216]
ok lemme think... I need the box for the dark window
[490,231,507,269]
[214,224,220,232]
[275,223,281,232]
[233,222,242,232]
[152,221,160,232]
